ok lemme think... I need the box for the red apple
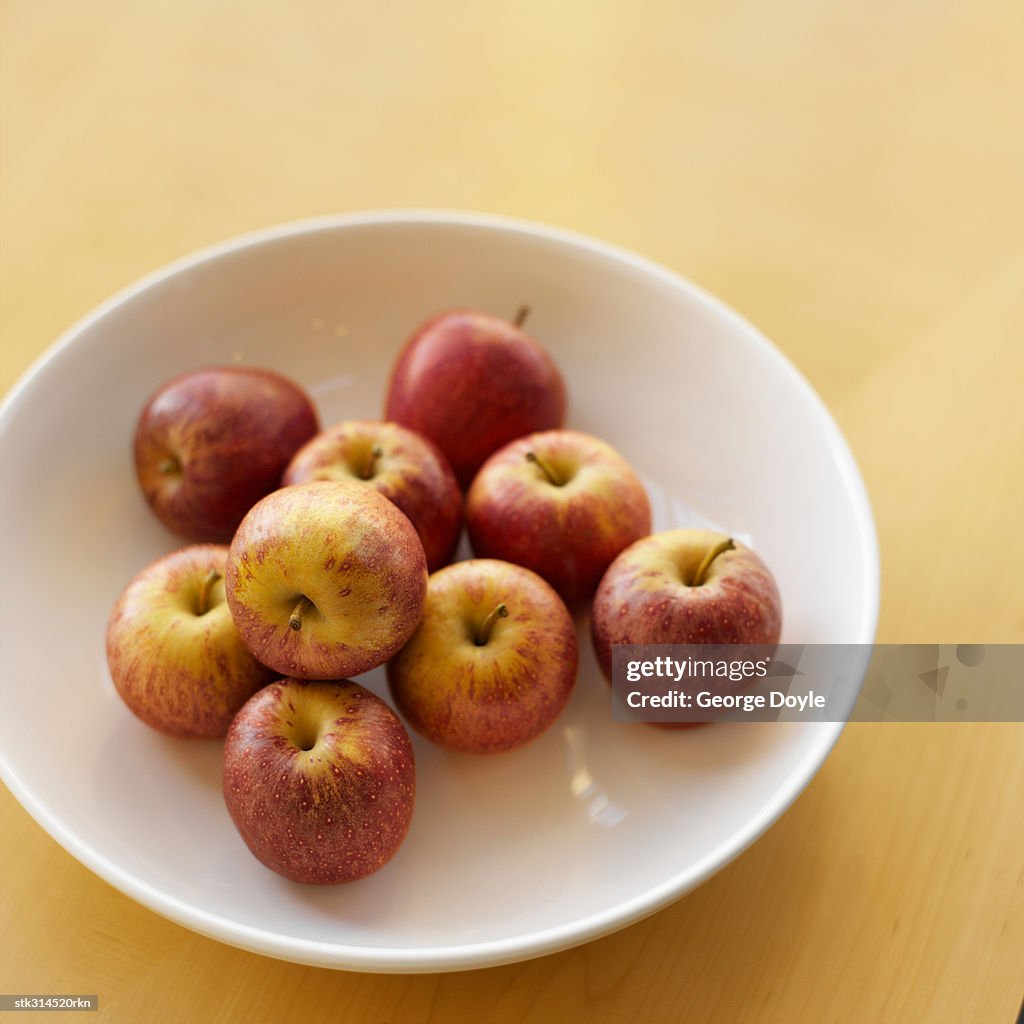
[387,559,578,753]
[282,419,462,572]
[225,480,427,679]
[105,545,275,738]
[134,366,319,542]
[222,678,415,883]
[466,429,651,606]
[591,528,783,683]
[384,308,567,487]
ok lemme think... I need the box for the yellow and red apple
[591,528,783,682]
[283,419,462,572]
[222,679,415,884]
[105,544,275,738]
[225,480,427,680]
[387,558,578,753]
[466,429,651,606]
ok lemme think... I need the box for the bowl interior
[0,213,876,971]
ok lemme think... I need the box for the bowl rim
[0,208,880,972]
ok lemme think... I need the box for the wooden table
[2,2,1022,1020]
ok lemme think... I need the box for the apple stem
[359,445,384,480]
[289,596,313,631]
[158,456,180,474]
[475,603,509,646]
[691,538,736,587]
[525,451,564,487]
[513,305,530,328]
[196,569,221,615]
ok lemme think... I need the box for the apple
[282,419,462,572]
[134,366,319,542]
[465,429,652,606]
[591,528,783,683]
[222,678,415,883]
[386,558,578,753]
[105,544,275,738]
[225,480,428,679]
[384,308,567,487]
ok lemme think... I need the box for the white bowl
[0,211,878,972]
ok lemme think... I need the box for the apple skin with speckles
[466,430,651,606]
[590,528,782,684]
[283,419,462,572]
[225,481,428,680]
[387,559,578,753]
[105,545,276,738]
[134,366,319,543]
[222,679,415,884]
[384,309,567,488]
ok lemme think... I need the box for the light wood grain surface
[2,2,1022,1021]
